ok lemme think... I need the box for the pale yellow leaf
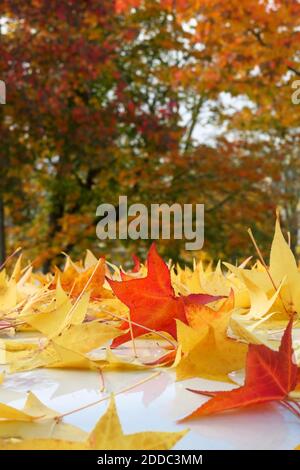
[0,397,187,450]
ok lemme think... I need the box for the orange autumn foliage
[52,258,112,300]
[186,290,235,330]
[108,243,221,347]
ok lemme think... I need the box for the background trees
[1,0,299,267]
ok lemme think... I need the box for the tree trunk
[0,195,6,265]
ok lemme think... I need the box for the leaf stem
[0,247,22,272]
[100,307,178,350]
[65,258,103,324]
[280,400,300,419]
[57,371,161,420]
[248,228,289,316]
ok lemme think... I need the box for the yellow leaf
[105,347,147,370]
[176,323,247,382]
[0,403,33,422]
[10,253,23,283]
[23,283,89,338]
[269,217,300,314]
[0,271,17,313]
[0,397,188,450]
[53,321,120,354]
[47,343,102,370]
[84,249,98,269]
[176,295,247,382]
[0,420,87,442]
[225,218,300,320]
[0,393,87,442]
[87,396,187,450]
[6,322,117,372]
[176,320,204,354]
[69,292,90,326]
[239,272,282,320]
[9,342,103,372]
[23,392,58,418]
[229,313,277,348]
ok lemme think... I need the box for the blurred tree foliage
[0,0,299,268]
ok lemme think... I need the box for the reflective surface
[0,364,299,449]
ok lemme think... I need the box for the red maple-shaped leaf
[180,318,297,421]
[132,254,141,273]
[119,254,142,281]
[107,243,220,348]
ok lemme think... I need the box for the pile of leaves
[1,218,300,449]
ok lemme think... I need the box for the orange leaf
[186,290,234,329]
[53,258,112,300]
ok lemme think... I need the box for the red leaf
[145,349,177,367]
[132,254,141,273]
[179,318,297,421]
[119,254,141,281]
[183,293,224,307]
[107,243,220,347]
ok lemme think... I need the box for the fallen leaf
[0,392,87,441]
[108,243,221,347]
[179,318,297,420]
[0,271,17,313]
[53,257,112,299]
[0,397,188,450]
[269,219,300,315]
[22,283,90,338]
[53,321,121,355]
[176,293,248,382]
